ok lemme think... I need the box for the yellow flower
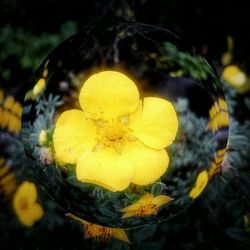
[222,65,250,93]
[121,192,172,218]
[53,71,178,192]
[12,181,44,227]
[66,213,130,243]
[189,171,209,199]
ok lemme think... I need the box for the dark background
[1,0,250,56]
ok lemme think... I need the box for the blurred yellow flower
[121,192,172,218]
[0,94,22,134]
[189,170,209,199]
[66,213,130,243]
[223,65,246,87]
[53,71,178,191]
[12,181,44,227]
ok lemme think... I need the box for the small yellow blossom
[12,181,44,227]
[66,213,130,243]
[53,71,178,191]
[222,65,250,93]
[38,130,47,146]
[121,192,172,218]
[189,171,209,199]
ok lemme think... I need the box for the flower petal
[17,204,43,227]
[121,203,140,213]
[29,203,44,222]
[79,71,139,120]
[112,229,131,244]
[53,110,96,164]
[76,147,134,192]
[121,210,138,219]
[137,192,154,205]
[131,97,178,149]
[14,181,37,204]
[189,170,209,199]
[123,141,169,185]
[152,195,172,206]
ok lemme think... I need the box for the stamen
[94,116,135,153]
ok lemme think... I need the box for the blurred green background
[0,0,250,249]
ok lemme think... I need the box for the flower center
[94,116,134,153]
[84,223,113,241]
[136,204,159,216]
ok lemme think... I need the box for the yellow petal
[112,229,131,244]
[189,170,209,199]
[30,203,44,222]
[79,71,139,120]
[3,96,15,110]
[11,102,22,117]
[152,195,172,206]
[121,210,137,219]
[121,203,140,213]
[137,192,154,204]
[17,212,35,227]
[17,204,43,227]
[33,78,46,97]
[131,97,178,150]
[1,109,10,128]
[13,181,37,205]
[123,141,169,185]
[76,147,134,192]
[53,110,96,164]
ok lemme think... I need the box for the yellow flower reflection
[121,192,172,218]
[12,181,44,227]
[53,71,178,191]
[222,65,250,93]
[189,171,209,199]
[66,213,130,243]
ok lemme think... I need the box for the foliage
[0,21,77,82]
